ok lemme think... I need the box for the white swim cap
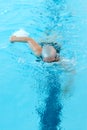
[42,45,57,58]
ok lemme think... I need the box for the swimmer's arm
[10,36,42,56]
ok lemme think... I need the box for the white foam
[12,29,29,37]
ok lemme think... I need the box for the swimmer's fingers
[10,36,17,43]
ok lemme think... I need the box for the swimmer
[10,36,60,63]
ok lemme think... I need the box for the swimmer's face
[43,56,60,62]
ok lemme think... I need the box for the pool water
[0,0,87,130]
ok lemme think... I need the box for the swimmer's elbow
[34,48,42,57]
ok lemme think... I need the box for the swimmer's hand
[10,36,29,43]
[10,36,17,43]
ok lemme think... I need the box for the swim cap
[42,45,57,59]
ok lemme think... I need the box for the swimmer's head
[42,45,59,62]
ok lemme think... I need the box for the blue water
[0,0,87,130]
